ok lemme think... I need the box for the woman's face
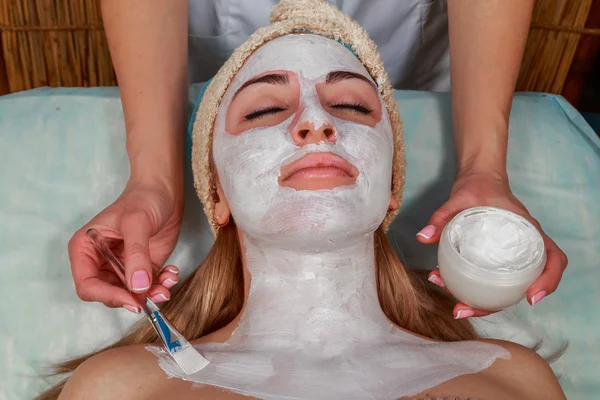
[226,69,382,191]
[212,34,396,249]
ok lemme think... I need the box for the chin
[233,188,388,251]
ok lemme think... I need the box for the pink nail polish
[417,225,436,240]
[455,309,475,319]
[167,267,179,274]
[428,274,446,288]
[131,270,150,291]
[162,278,177,288]
[151,294,170,303]
[531,290,547,306]
[123,305,140,314]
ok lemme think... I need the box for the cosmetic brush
[86,228,209,375]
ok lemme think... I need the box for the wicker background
[0,0,114,93]
[1,0,599,95]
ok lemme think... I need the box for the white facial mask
[213,34,394,250]
[149,35,510,399]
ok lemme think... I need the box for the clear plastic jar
[437,206,546,311]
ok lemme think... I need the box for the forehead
[228,34,374,92]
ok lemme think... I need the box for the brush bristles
[170,345,210,375]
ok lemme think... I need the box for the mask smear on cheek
[148,34,511,400]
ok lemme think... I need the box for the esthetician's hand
[416,171,568,319]
[68,179,184,312]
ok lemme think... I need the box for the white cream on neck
[149,35,510,399]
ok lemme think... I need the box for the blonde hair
[37,220,477,400]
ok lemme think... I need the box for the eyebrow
[233,70,376,98]
[234,73,290,97]
[325,71,376,88]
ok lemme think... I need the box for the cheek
[337,120,393,171]
[212,120,298,194]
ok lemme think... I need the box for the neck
[235,232,392,354]
[154,228,511,399]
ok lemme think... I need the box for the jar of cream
[438,206,546,311]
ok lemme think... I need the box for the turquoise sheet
[0,86,598,399]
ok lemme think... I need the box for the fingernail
[167,267,179,274]
[455,309,475,319]
[531,290,547,306]
[428,274,446,288]
[151,294,170,303]
[162,278,177,288]
[131,270,150,291]
[123,305,140,314]
[417,225,436,239]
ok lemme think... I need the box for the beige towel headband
[191,0,405,235]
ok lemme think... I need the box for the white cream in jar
[438,206,546,311]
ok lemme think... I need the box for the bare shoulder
[59,344,168,400]
[479,339,566,400]
[59,343,253,400]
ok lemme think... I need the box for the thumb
[417,200,462,243]
[121,211,154,293]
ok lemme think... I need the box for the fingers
[417,201,461,244]
[70,227,142,312]
[162,265,179,275]
[427,269,449,293]
[68,229,98,300]
[427,270,492,319]
[69,228,118,302]
[157,269,179,289]
[428,237,567,318]
[146,284,171,303]
[453,304,491,319]
[120,211,155,294]
[526,236,567,306]
[79,276,139,309]
[97,269,125,286]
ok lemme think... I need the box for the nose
[291,120,336,146]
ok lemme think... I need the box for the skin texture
[58,74,565,400]
[67,0,567,321]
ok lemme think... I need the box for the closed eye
[244,106,287,121]
[330,102,374,115]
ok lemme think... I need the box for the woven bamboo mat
[0,0,598,94]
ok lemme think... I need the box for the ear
[214,174,232,225]
[388,192,399,211]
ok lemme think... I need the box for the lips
[279,152,359,188]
